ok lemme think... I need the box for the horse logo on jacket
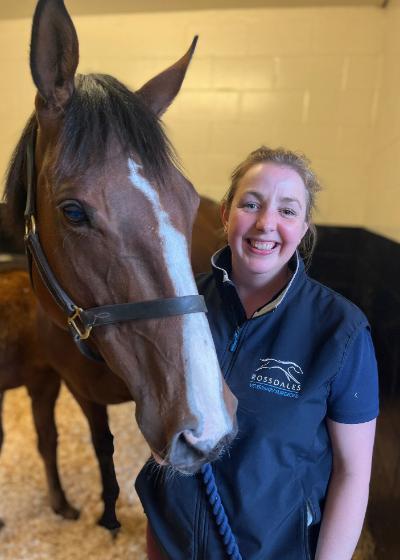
[256,358,303,385]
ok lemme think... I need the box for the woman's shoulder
[301,274,368,328]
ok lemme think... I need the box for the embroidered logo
[249,358,304,399]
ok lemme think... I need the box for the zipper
[229,326,240,352]
[223,324,248,379]
[304,499,315,560]
[304,502,311,560]
[306,499,314,526]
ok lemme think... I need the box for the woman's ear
[221,203,229,234]
[302,221,309,239]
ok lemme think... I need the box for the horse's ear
[137,36,198,117]
[30,0,79,112]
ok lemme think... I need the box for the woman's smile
[246,238,279,254]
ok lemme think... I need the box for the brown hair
[222,146,322,263]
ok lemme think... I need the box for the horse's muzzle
[163,422,238,475]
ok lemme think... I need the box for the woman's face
[222,162,308,286]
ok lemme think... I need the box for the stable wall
[365,0,400,242]
[0,4,398,240]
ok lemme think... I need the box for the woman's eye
[61,203,87,224]
[280,207,297,217]
[243,202,259,210]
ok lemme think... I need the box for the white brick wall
[0,5,398,240]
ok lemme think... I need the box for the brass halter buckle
[24,215,36,239]
[67,306,92,340]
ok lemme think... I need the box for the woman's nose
[256,208,276,232]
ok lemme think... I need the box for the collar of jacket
[210,245,304,319]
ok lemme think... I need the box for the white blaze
[128,159,231,445]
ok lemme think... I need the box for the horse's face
[28,0,237,474]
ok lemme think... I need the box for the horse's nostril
[178,431,207,459]
[181,428,202,447]
[166,432,207,474]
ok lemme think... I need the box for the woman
[136,146,379,560]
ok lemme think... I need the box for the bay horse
[0,194,225,531]
[0,262,78,524]
[1,0,236,532]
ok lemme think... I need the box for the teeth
[250,240,276,250]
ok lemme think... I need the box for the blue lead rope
[200,463,242,560]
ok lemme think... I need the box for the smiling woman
[220,146,320,316]
[222,147,321,261]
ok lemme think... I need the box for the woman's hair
[222,146,322,263]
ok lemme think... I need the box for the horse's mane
[3,73,179,239]
[2,115,36,241]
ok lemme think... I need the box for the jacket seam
[193,486,201,560]
[331,320,365,382]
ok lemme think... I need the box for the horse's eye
[61,203,87,224]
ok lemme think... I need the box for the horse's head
[6,0,237,474]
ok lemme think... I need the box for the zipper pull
[229,327,240,352]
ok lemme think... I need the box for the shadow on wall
[309,225,400,560]
[309,225,400,398]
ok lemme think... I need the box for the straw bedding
[0,386,376,559]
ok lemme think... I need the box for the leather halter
[23,134,207,362]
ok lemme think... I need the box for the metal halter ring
[67,306,92,340]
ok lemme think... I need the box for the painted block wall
[365,0,400,242]
[0,5,397,240]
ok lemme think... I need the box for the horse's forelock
[2,73,181,239]
[55,73,180,186]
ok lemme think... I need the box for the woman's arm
[314,418,376,560]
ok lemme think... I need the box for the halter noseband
[23,134,207,362]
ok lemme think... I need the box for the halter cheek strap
[23,134,207,362]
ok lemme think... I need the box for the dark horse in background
[0,0,236,532]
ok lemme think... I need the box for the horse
[1,0,236,532]
[0,262,79,525]
[0,196,225,531]
[0,194,225,531]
